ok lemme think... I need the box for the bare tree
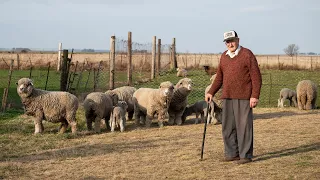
[284,44,299,57]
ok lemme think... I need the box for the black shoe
[235,158,252,164]
[222,156,240,162]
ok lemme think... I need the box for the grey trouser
[222,99,253,159]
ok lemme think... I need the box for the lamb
[277,88,297,108]
[132,81,174,128]
[296,80,318,110]
[106,86,137,121]
[83,92,118,133]
[176,67,188,77]
[110,101,128,132]
[168,78,193,125]
[16,78,78,134]
[182,100,207,124]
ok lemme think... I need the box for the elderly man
[205,30,262,164]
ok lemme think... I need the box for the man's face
[225,38,239,52]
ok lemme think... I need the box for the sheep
[110,101,128,132]
[203,66,216,76]
[168,78,193,125]
[296,80,318,110]
[83,92,118,133]
[106,86,137,121]
[204,74,223,108]
[176,67,188,77]
[277,88,297,108]
[16,78,78,134]
[204,74,223,125]
[132,81,174,128]
[182,100,207,124]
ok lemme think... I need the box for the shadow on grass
[6,135,189,163]
[254,142,320,162]
[254,110,319,120]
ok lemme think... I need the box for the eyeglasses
[225,40,236,44]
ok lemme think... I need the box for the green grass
[1,69,320,111]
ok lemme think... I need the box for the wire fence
[1,52,320,112]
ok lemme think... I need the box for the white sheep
[176,67,188,77]
[204,74,223,108]
[168,78,193,125]
[83,92,118,133]
[296,80,318,110]
[133,81,174,128]
[277,88,297,108]
[110,101,128,132]
[106,86,137,121]
[16,78,78,134]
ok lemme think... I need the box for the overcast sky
[0,0,319,54]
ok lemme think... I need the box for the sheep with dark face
[110,101,128,132]
[277,88,297,108]
[168,78,193,125]
[83,92,118,133]
[296,80,318,110]
[16,78,78,134]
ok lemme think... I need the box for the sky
[0,0,319,54]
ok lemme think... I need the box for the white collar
[226,45,241,58]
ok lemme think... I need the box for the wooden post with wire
[157,39,161,76]
[151,36,156,79]
[110,35,116,90]
[127,31,132,86]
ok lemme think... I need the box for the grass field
[0,107,319,179]
[1,69,320,110]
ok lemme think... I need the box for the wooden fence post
[44,62,51,90]
[157,39,161,76]
[1,59,14,112]
[151,36,156,79]
[60,49,68,91]
[170,38,177,70]
[110,35,116,90]
[16,54,20,70]
[57,43,62,71]
[127,31,132,86]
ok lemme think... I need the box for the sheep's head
[159,81,174,97]
[16,78,34,98]
[105,90,119,106]
[117,101,128,111]
[175,78,193,91]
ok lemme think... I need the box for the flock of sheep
[16,67,318,134]
[277,80,318,110]
[16,74,221,134]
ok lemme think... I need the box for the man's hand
[205,93,213,103]
[250,98,259,108]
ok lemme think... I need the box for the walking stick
[200,102,210,161]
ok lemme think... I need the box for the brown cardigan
[208,47,262,99]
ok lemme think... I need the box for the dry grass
[0,108,319,180]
